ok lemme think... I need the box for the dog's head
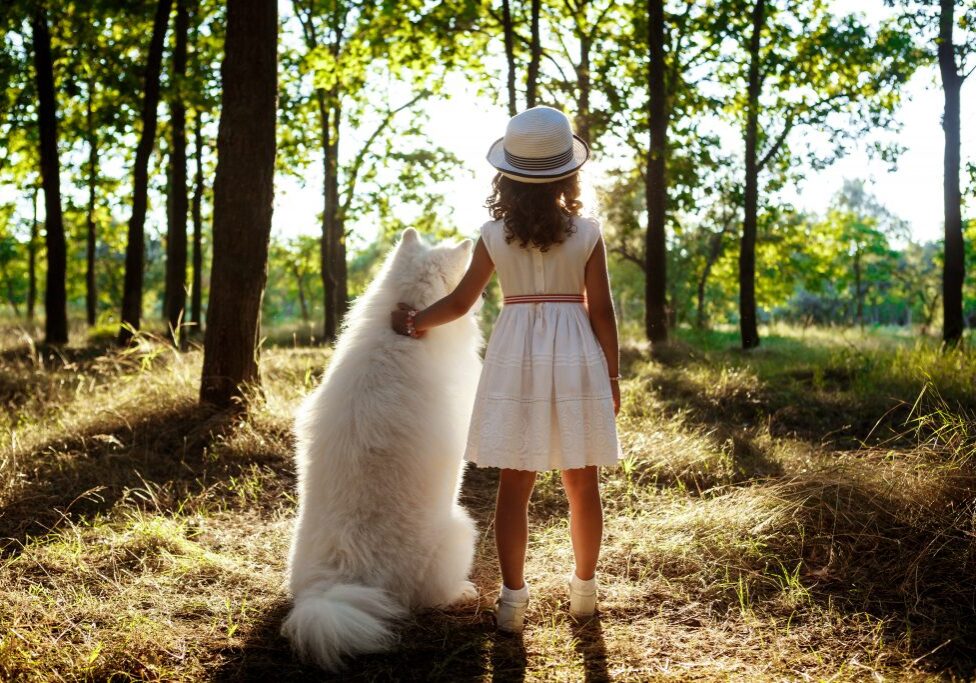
[388,228,474,309]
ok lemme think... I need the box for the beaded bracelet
[609,375,620,381]
[405,310,419,338]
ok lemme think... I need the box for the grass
[0,321,974,681]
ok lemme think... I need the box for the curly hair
[485,173,584,252]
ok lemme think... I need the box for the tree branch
[758,110,795,171]
[610,245,647,272]
[339,90,431,221]
[585,0,616,42]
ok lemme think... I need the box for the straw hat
[486,106,589,184]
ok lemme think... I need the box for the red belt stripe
[503,294,585,304]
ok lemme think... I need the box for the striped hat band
[503,146,575,171]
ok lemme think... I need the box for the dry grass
[1,322,974,681]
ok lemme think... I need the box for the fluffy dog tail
[280,582,407,671]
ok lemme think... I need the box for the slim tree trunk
[696,272,708,329]
[336,212,347,326]
[28,187,38,321]
[200,0,277,407]
[118,0,173,345]
[644,0,668,345]
[85,78,98,327]
[739,0,764,350]
[293,265,310,322]
[939,0,964,345]
[853,246,863,330]
[31,8,68,345]
[501,0,518,116]
[165,0,190,346]
[191,110,204,329]
[1,262,20,316]
[324,119,345,342]
[316,91,344,344]
[526,0,540,107]
[575,34,592,146]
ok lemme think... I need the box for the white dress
[464,215,623,471]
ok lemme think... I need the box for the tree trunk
[575,34,592,146]
[199,0,277,408]
[118,0,172,345]
[939,0,964,345]
[316,90,344,344]
[191,110,204,329]
[644,0,668,345]
[853,246,863,330]
[85,78,98,327]
[164,0,190,347]
[526,0,540,107]
[501,0,518,116]
[28,187,38,321]
[293,265,310,322]
[739,0,764,350]
[31,7,68,345]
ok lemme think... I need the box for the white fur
[281,228,484,672]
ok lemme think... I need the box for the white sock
[571,573,597,591]
[500,582,529,603]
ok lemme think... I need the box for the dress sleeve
[584,217,603,261]
[480,220,497,263]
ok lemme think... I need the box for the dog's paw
[453,580,479,603]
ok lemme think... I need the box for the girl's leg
[561,466,603,580]
[495,468,537,590]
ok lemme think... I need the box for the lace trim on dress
[481,393,612,403]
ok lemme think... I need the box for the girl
[391,106,622,633]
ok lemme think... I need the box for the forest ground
[1,320,974,682]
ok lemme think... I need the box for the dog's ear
[394,228,422,259]
[455,238,474,254]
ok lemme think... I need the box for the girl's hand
[390,302,425,338]
[610,379,620,416]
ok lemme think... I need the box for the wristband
[405,310,419,338]
[609,375,620,381]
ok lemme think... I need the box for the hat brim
[486,134,590,184]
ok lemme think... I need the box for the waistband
[503,294,586,304]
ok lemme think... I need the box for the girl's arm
[584,235,620,414]
[391,237,495,335]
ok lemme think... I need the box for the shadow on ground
[212,596,510,682]
[0,402,293,557]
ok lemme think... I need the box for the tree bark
[939,0,964,345]
[644,0,668,345]
[86,78,98,327]
[501,0,518,116]
[575,31,592,146]
[118,0,173,345]
[526,0,540,107]
[191,110,204,329]
[199,0,277,408]
[696,228,727,329]
[31,7,68,345]
[28,186,38,321]
[853,246,863,329]
[739,0,764,349]
[292,264,310,322]
[164,0,190,346]
[316,91,344,344]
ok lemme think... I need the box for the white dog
[281,228,483,671]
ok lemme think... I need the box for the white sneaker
[494,584,529,633]
[569,573,597,618]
